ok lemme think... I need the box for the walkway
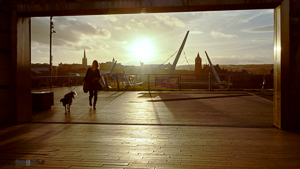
[1,87,300,168]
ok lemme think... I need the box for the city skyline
[31,9,274,66]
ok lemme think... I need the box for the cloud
[190,31,203,34]
[31,17,53,45]
[239,10,273,23]
[31,11,274,66]
[97,29,111,39]
[125,18,146,30]
[126,24,132,30]
[113,40,128,44]
[211,54,273,65]
[108,16,161,31]
[138,22,145,28]
[239,13,263,23]
[242,25,273,33]
[74,45,93,51]
[67,20,98,35]
[31,17,112,49]
[54,17,100,36]
[31,41,39,48]
[251,38,272,42]
[151,21,160,27]
[51,28,81,46]
[155,14,185,27]
[114,26,123,30]
[100,42,110,49]
[103,15,118,22]
[211,31,238,38]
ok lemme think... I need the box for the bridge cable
[152,50,178,74]
[183,50,194,71]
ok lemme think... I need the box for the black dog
[60,91,77,114]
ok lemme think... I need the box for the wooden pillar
[12,16,32,124]
[274,0,300,130]
[0,5,13,124]
[0,4,31,124]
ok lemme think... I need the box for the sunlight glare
[132,39,154,62]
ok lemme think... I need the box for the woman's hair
[92,60,99,69]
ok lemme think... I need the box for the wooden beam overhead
[3,0,283,17]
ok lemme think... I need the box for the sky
[31,9,274,66]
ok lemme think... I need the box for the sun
[132,39,154,62]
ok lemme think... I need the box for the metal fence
[31,73,273,91]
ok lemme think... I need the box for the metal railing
[31,73,273,91]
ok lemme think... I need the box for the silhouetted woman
[84,60,101,109]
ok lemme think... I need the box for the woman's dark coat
[84,68,101,90]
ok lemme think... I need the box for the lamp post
[49,16,56,87]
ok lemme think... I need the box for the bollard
[116,75,120,91]
[227,75,231,90]
[148,75,150,91]
[104,76,109,91]
[209,73,212,91]
[179,75,181,91]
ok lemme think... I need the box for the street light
[50,16,56,87]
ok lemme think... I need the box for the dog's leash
[71,86,78,91]
[70,80,85,92]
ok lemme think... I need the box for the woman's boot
[93,102,96,109]
[89,98,92,106]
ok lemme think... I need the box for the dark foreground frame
[0,0,299,130]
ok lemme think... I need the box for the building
[82,49,87,66]
[195,53,202,74]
